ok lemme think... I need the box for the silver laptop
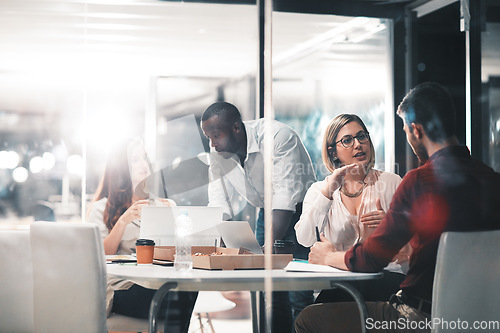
[139,206,223,246]
[216,221,263,254]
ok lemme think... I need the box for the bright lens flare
[43,152,56,170]
[29,156,44,174]
[0,151,20,169]
[13,167,29,183]
[67,155,83,175]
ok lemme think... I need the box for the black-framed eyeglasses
[334,131,370,148]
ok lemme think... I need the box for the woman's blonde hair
[321,114,375,173]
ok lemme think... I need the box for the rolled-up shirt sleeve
[207,155,241,219]
[271,128,315,211]
[207,174,232,218]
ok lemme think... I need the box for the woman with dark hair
[87,137,196,332]
[295,114,410,303]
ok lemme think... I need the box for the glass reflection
[482,4,500,172]
[273,13,393,180]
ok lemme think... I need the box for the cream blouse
[295,169,408,273]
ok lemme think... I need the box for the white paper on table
[105,254,136,262]
[284,261,346,273]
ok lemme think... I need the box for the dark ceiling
[162,0,412,18]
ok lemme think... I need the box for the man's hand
[309,233,348,270]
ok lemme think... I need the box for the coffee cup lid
[136,238,155,246]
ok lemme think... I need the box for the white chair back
[193,291,236,314]
[432,230,500,332]
[31,222,108,333]
[0,228,34,333]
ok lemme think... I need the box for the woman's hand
[104,199,148,255]
[117,199,149,226]
[309,234,348,270]
[309,234,337,265]
[320,163,358,199]
[157,198,176,207]
[360,198,385,229]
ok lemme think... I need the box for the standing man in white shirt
[201,101,316,333]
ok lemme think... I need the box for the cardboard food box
[154,246,292,270]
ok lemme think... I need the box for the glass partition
[0,1,87,224]
[272,12,394,179]
[481,1,500,172]
[2,0,499,331]
[0,1,259,225]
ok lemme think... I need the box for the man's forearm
[324,251,348,270]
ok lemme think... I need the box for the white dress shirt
[207,118,316,218]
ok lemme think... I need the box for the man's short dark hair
[202,102,242,125]
[397,82,456,142]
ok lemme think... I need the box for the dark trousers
[315,270,405,304]
[295,299,430,333]
[256,203,314,333]
[112,284,198,333]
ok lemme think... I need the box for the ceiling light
[74,23,148,31]
[273,17,371,66]
[348,24,387,44]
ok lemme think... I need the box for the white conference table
[107,264,382,333]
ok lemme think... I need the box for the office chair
[432,230,500,333]
[30,222,153,332]
[190,291,236,333]
[0,228,35,333]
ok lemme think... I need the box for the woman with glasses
[295,114,410,304]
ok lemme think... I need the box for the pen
[315,226,321,241]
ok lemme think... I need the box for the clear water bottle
[174,209,193,272]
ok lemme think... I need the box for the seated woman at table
[295,114,410,303]
[87,137,197,332]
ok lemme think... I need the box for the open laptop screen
[216,221,263,254]
[139,206,223,246]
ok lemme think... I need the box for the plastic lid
[136,238,155,246]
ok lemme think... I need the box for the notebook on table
[139,206,223,246]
